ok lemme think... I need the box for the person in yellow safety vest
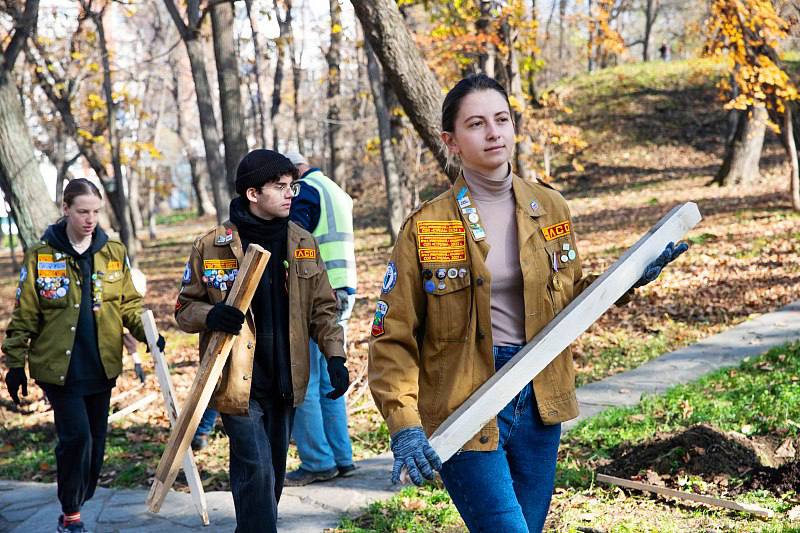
[284,151,359,486]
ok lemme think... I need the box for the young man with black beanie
[174,149,348,532]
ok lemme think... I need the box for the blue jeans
[439,345,562,533]
[291,293,355,472]
[221,397,294,533]
[195,407,218,436]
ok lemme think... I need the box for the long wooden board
[428,203,703,462]
[596,473,774,518]
[147,244,270,513]
[142,310,209,526]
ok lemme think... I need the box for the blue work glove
[633,241,689,288]
[390,426,442,485]
[134,363,145,384]
[325,356,349,400]
[145,334,166,353]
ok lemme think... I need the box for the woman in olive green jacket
[2,179,163,533]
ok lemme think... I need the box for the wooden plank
[109,384,145,406]
[428,203,703,462]
[596,473,774,518]
[147,244,270,513]
[142,310,209,526]
[107,393,158,423]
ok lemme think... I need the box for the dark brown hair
[62,178,102,206]
[441,74,510,132]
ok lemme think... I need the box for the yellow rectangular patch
[542,221,571,241]
[203,259,239,270]
[416,220,467,263]
[294,248,316,260]
[107,260,122,271]
[37,254,66,278]
[416,220,465,236]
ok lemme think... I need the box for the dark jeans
[439,345,562,533]
[221,397,294,533]
[42,385,112,514]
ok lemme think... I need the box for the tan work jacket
[175,221,344,415]
[369,174,592,452]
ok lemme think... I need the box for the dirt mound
[600,424,764,480]
[738,461,800,495]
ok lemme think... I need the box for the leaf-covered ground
[1,59,799,530]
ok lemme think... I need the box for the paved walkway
[2,300,799,532]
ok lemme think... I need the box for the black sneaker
[337,464,357,478]
[284,466,339,486]
[56,515,88,533]
[191,433,209,451]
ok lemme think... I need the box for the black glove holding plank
[206,303,246,334]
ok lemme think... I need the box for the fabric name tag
[37,254,66,277]
[203,259,239,270]
[294,248,316,260]
[542,221,571,241]
[416,220,467,263]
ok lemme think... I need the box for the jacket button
[70,326,75,332]
[477,329,485,340]
[247,342,254,349]
[476,277,484,286]
[479,435,489,444]
[243,375,249,380]
[59,376,64,381]
[74,303,80,309]
[65,350,71,356]
[548,410,558,417]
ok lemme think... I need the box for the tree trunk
[0,72,58,248]
[502,15,533,180]
[477,1,496,77]
[587,0,594,72]
[643,0,655,61]
[184,37,231,220]
[211,1,248,194]
[94,8,136,260]
[783,105,800,211]
[365,40,406,241]
[714,106,767,186]
[244,0,271,148]
[6,210,18,271]
[271,0,292,150]
[289,18,304,152]
[351,0,453,180]
[163,0,230,221]
[327,0,346,188]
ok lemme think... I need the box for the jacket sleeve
[119,250,146,342]
[2,250,41,369]
[308,239,346,359]
[368,220,426,436]
[175,240,214,333]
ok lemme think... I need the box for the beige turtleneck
[462,166,526,346]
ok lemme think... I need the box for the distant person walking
[284,151,358,486]
[2,179,164,533]
[659,41,671,61]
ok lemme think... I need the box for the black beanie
[235,149,296,196]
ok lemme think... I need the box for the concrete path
[2,300,799,532]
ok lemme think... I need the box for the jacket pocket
[543,238,576,312]
[103,272,123,301]
[295,260,320,279]
[426,267,472,342]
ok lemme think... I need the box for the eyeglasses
[261,182,300,197]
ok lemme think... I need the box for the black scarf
[229,197,293,400]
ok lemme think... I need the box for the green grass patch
[575,331,671,386]
[565,342,800,458]
[155,209,198,226]
[338,484,465,533]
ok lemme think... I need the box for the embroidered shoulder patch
[541,221,571,241]
[203,258,239,270]
[294,248,317,260]
[371,300,389,337]
[108,260,122,271]
[37,254,67,278]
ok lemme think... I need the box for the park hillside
[1,55,799,532]
[1,0,800,531]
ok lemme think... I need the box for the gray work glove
[134,363,145,384]
[390,426,442,485]
[334,288,350,321]
[633,241,689,288]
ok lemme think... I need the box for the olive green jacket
[2,239,145,385]
[369,174,594,452]
[175,221,345,415]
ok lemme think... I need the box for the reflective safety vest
[302,170,357,290]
